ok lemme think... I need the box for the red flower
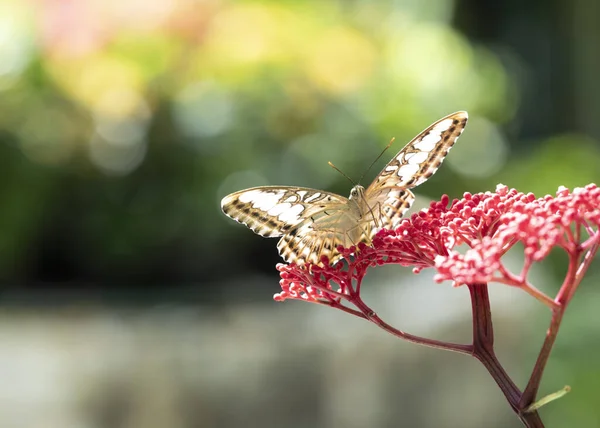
[435,184,600,296]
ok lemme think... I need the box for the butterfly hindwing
[277,219,350,265]
[366,188,416,239]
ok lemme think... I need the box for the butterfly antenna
[358,137,395,183]
[328,161,357,186]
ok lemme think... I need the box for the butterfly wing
[221,186,357,265]
[364,188,416,239]
[363,111,468,234]
[277,216,356,265]
[221,112,469,265]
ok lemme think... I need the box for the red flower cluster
[275,184,600,308]
[435,184,600,287]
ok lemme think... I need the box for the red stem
[348,280,546,426]
[344,269,472,354]
[519,306,564,408]
[350,296,473,354]
[468,284,544,427]
[520,240,597,406]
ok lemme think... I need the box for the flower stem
[468,284,544,427]
[350,297,473,354]
[521,244,585,407]
[519,306,564,410]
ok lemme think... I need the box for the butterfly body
[221,112,468,266]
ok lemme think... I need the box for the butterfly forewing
[221,111,468,266]
[362,111,468,234]
[367,112,468,193]
[221,187,359,264]
[221,187,349,237]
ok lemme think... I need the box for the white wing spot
[278,204,305,223]
[413,136,437,151]
[238,190,283,211]
[385,165,398,172]
[405,151,430,164]
[397,163,420,177]
[413,121,451,151]
[304,193,322,203]
[267,203,292,217]
[413,133,441,151]
[237,190,259,202]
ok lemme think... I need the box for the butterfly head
[349,185,366,201]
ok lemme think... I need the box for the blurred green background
[0,0,599,427]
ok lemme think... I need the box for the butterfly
[221,111,468,266]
